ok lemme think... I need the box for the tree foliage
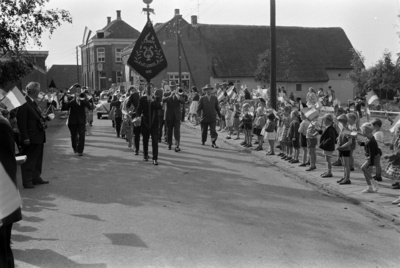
[254,49,271,83]
[348,49,400,100]
[0,0,72,87]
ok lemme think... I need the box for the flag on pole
[231,92,237,100]
[217,90,225,102]
[301,107,319,121]
[82,26,93,45]
[366,90,379,105]
[0,87,26,110]
[0,163,22,219]
[390,114,400,132]
[226,86,235,98]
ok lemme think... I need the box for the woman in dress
[306,87,317,108]
[189,86,200,125]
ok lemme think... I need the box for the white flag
[1,87,26,110]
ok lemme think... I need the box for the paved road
[13,117,400,268]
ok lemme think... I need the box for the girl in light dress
[384,124,400,205]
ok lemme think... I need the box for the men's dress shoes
[153,160,158,166]
[78,153,83,156]
[134,150,139,155]
[33,180,49,185]
[23,184,35,189]
[339,180,351,185]
[143,156,149,161]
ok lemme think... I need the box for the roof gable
[93,20,140,40]
[47,65,81,89]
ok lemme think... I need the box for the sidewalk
[182,121,400,225]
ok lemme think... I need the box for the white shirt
[373,130,384,143]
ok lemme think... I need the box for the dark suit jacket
[136,96,162,129]
[64,99,92,125]
[127,92,140,110]
[17,96,46,144]
[197,95,221,123]
[0,117,22,224]
[163,93,185,121]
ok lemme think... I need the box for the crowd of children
[212,95,400,206]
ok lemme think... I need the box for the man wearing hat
[68,83,81,95]
[163,86,185,151]
[197,84,222,148]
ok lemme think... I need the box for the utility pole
[179,38,196,88]
[270,0,277,110]
[176,10,182,88]
[76,46,80,84]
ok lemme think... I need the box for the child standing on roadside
[305,116,320,171]
[233,103,241,140]
[265,112,276,155]
[278,105,292,159]
[336,114,353,185]
[240,103,253,148]
[225,102,234,139]
[254,100,266,151]
[358,123,380,193]
[298,112,310,167]
[371,118,383,181]
[386,124,400,205]
[288,110,300,163]
[318,114,337,177]
[347,112,359,171]
[219,101,226,132]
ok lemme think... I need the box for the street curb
[182,122,400,226]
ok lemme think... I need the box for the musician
[163,87,185,151]
[64,91,93,156]
[136,83,162,165]
[17,82,50,188]
[127,86,141,155]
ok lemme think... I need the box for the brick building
[122,10,357,103]
[80,10,140,92]
[47,65,82,90]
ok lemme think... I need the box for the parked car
[95,91,111,119]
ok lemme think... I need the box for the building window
[97,48,105,62]
[223,79,241,89]
[116,48,123,62]
[100,71,106,78]
[296,84,302,91]
[116,71,123,83]
[167,72,190,89]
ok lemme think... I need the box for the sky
[27,0,400,69]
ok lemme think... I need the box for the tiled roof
[192,24,354,81]
[46,65,82,89]
[92,19,140,40]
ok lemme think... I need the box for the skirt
[265,131,276,140]
[226,117,233,127]
[253,128,262,136]
[300,134,307,148]
[385,163,400,178]
[189,101,199,114]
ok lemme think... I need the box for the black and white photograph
[2,0,400,267]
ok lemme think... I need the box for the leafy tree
[347,48,368,94]
[254,49,271,83]
[0,0,72,87]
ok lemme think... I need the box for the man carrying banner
[136,83,162,165]
[197,84,222,148]
[17,82,50,188]
[0,109,22,268]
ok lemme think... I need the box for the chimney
[191,15,197,25]
[107,17,111,24]
[116,10,121,20]
[175,9,180,16]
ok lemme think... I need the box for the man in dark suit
[17,82,49,188]
[126,86,142,155]
[197,84,222,148]
[64,92,93,156]
[136,84,162,165]
[154,85,165,143]
[0,110,22,267]
[163,87,185,151]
